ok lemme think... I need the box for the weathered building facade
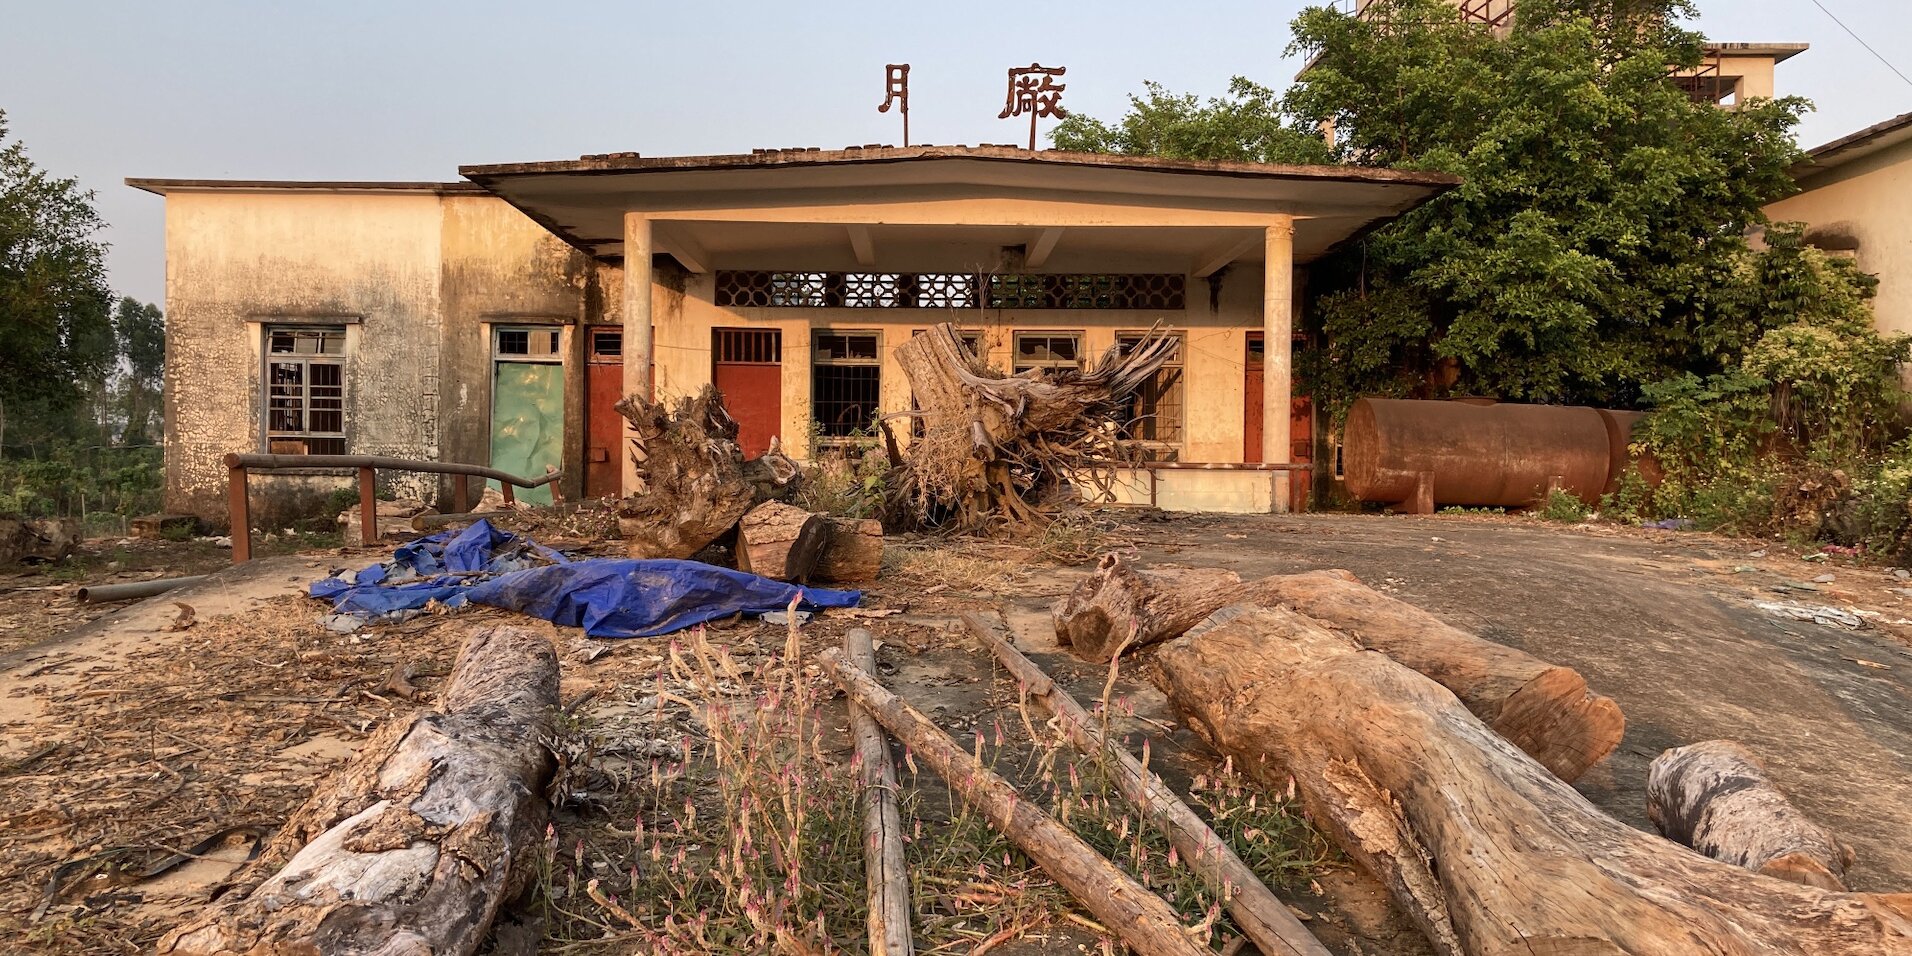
[132,147,1454,525]
[1764,110,1912,345]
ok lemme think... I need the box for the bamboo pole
[845,629,914,956]
[962,613,1332,956]
[817,648,1210,956]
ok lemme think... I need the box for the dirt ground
[3,511,1909,953]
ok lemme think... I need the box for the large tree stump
[1648,740,1856,891]
[892,323,1179,531]
[1052,553,1245,661]
[159,626,560,956]
[737,501,829,582]
[814,517,885,584]
[1157,605,1912,956]
[615,385,759,559]
[1054,559,1623,782]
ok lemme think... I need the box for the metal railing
[223,452,562,563]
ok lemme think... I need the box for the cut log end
[738,501,829,582]
[1647,739,1854,891]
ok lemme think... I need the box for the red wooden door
[1245,333,1313,510]
[713,328,782,458]
[584,328,624,499]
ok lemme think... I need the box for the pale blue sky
[2,0,1908,305]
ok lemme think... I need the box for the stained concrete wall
[162,189,602,526]
[436,196,601,504]
[1765,137,1912,343]
[162,190,446,525]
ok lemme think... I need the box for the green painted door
[491,361,564,504]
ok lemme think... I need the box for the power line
[1807,0,1912,92]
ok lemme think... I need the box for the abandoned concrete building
[129,147,1456,524]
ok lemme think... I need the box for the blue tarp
[308,519,861,637]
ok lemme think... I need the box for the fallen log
[1157,604,1912,956]
[818,647,1211,956]
[963,612,1331,956]
[737,501,828,582]
[814,516,885,584]
[1051,554,1244,662]
[1054,558,1623,782]
[159,626,560,956]
[1244,569,1624,783]
[845,629,913,956]
[1648,740,1855,891]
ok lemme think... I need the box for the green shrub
[1538,489,1590,523]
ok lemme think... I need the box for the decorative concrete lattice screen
[715,271,1185,310]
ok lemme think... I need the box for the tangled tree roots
[888,323,1178,533]
[613,385,800,558]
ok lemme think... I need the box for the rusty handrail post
[501,482,515,506]
[357,466,378,548]
[227,459,252,564]
[452,474,470,514]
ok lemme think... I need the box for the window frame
[263,324,349,455]
[492,324,564,363]
[811,329,883,440]
[1114,330,1186,460]
[1011,331,1085,375]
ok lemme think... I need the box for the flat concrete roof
[125,179,486,196]
[1702,42,1809,63]
[459,145,1460,265]
[460,144,1461,188]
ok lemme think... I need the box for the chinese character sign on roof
[879,63,910,146]
[999,63,1067,149]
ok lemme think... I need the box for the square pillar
[621,212,654,495]
[1262,219,1295,513]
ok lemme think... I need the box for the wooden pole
[845,629,913,956]
[357,466,377,548]
[962,613,1332,956]
[817,648,1211,956]
[227,462,250,564]
[453,473,470,514]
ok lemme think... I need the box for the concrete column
[621,212,654,495]
[1263,218,1295,513]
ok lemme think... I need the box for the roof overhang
[1792,110,1912,185]
[458,146,1459,267]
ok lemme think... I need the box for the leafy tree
[1055,0,1808,414]
[0,108,115,452]
[1053,78,1331,165]
[114,296,165,445]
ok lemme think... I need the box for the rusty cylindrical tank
[1342,398,1628,511]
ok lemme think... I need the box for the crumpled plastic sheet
[309,519,860,637]
[1754,600,1874,630]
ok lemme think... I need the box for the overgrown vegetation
[1606,227,1912,555]
[1056,0,1807,412]
[1,108,166,524]
[540,623,1327,952]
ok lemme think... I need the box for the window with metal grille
[813,330,881,438]
[265,326,348,455]
[1012,332,1083,374]
[714,328,782,364]
[590,328,622,359]
[1116,332,1184,460]
[495,326,561,360]
[715,271,1183,310]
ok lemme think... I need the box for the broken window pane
[264,325,349,452]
